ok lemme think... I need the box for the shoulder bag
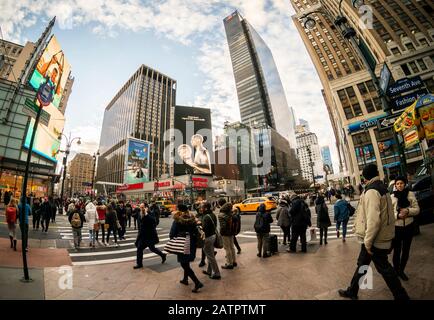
[207,214,223,249]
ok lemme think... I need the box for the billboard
[24,36,71,162]
[124,138,151,184]
[174,106,213,176]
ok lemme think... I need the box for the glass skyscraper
[96,65,176,193]
[223,10,296,149]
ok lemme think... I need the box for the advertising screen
[173,106,213,176]
[24,36,70,162]
[124,138,151,184]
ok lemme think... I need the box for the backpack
[71,212,82,228]
[6,207,17,224]
[230,213,241,235]
[254,213,264,233]
[347,202,356,217]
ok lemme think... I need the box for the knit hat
[362,164,379,181]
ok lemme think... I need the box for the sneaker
[180,279,189,286]
[338,289,358,300]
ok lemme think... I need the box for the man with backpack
[254,204,274,258]
[218,198,237,269]
[288,194,311,253]
[68,207,85,250]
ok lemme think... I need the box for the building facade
[321,145,334,174]
[296,131,323,183]
[68,153,95,196]
[290,0,434,185]
[0,39,25,80]
[224,11,297,149]
[96,64,176,194]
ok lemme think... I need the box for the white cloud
[1,0,339,171]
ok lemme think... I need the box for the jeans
[106,227,117,243]
[72,228,82,248]
[256,232,270,256]
[119,221,126,239]
[180,262,200,285]
[204,235,220,276]
[393,224,414,273]
[346,244,409,300]
[88,229,96,246]
[290,226,307,252]
[222,235,236,266]
[136,243,164,266]
[96,223,106,243]
[127,215,132,228]
[280,226,291,244]
[336,219,349,238]
[41,217,50,232]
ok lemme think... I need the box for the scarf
[393,188,410,209]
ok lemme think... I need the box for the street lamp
[58,132,81,208]
[91,150,100,199]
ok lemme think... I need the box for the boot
[9,236,13,248]
[13,240,17,251]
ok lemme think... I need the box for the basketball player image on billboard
[177,134,211,174]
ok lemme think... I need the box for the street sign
[390,88,428,111]
[377,114,400,131]
[379,63,392,94]
[387,76,424,97]
[23,98,50,126]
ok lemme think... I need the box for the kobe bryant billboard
[174,106,213,176]
[25,35,70,162]
[124,138,151,184]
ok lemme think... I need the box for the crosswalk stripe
[71,251,168,266]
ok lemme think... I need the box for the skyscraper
[96,65,176,193]
[321,146,334,174]
[68,153,95,196]
[224,10,296,149]
[290,0,433,185]
[296,131,323,183]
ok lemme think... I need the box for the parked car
[233,197,277,214]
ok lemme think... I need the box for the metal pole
[60,150,69,205]
[19,104,43,282]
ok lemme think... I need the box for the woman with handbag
[201,202,221,280]
[96,200,107,245]
[169,204,204,293]
[105,202,119,247]
[391,176,420,281]
[85,200,99,248]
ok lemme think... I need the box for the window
[352,103,362,116]
[366,80,376,93]
[401,64,411,76]
[343,106,354,119]
[364,99,375,113]
[405,42,416,51]
[416,59,427,71]
[409,61,420,73]
[419,38,428,46]
[357,83,368,95]
[390,47,401,55]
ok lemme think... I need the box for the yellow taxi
[233,197,277,214]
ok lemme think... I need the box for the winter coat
[315,198,331,228]
[354,176,395,250]
[18,203,31,224]
[276,203,291,227]
[334,199,350,222]
[96,205,107,222]
[254,206,273,233]
[391,190,419,227]
[116,206,127,223]
[135,212,159,247]
[218,203,235,236]
[202,210,218,238]
[85,203,99,230]
[105,209,118,229]
[169,210,198,263]
[40,201,53,219]
[289,197,311,228]
[32,202,41,217]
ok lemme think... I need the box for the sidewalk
[1,224,433,300]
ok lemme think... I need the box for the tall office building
[68,153,95,196]
[299,118,310,132]
[59,76,74,115]
[321,146,334,174]
[224,11,296,149]
[296,131,323,183]
[96,65,176,193]
[290,0,434,185]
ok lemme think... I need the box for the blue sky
[0,0,338,173]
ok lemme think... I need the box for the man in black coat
[116,201,127,240]
[133,206,166,269]
[288,195,311,253]
[40,197,53,232]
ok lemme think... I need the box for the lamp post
[91,150,100,199]
[58,133,81,207]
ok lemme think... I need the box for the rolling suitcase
[269,234,278,254]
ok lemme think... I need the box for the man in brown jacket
[338,164,409,300]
